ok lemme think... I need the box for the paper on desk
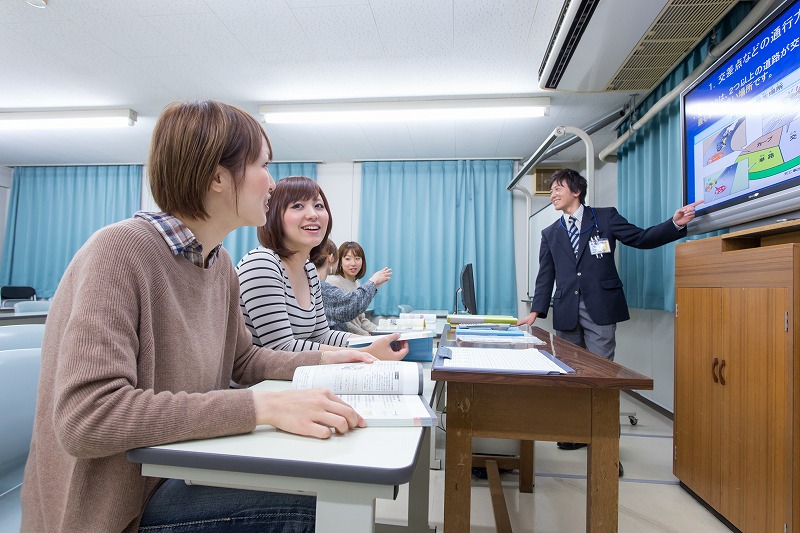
[436,347,574,374]
[455,334,545,345]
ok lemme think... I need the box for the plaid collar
[134,211,221,268]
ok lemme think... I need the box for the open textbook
[292,361,437,427]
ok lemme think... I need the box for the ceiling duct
[539,0,740,92]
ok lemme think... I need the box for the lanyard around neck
[559,207,598,236]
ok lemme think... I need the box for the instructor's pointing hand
[673,200,704,226]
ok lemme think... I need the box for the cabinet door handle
[712,357,719,383]
[719,359,726,386]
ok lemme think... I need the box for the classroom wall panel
[317,162,361,247]
[0,167,11,262]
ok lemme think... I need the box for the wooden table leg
[519,439,534,493]
[443,382,473,533]
[586,389,620,532]
[486,459,513,533]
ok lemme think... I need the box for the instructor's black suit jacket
[531,206,686,331]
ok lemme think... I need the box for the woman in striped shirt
[237,176,405,360]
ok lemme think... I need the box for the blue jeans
[139,479,316,533]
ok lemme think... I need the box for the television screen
[459,263,477,315]
[682,0,800,233]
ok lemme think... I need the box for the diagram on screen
[697,92,800,206]
[703,117,746,166]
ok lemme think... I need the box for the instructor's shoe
[471,467,488,480]
[556,442,587,450]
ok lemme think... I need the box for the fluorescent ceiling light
[259,98,550,124]
[0,109,137,130]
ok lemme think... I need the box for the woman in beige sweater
[20,100,406,533]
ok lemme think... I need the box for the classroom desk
[432,326,653,532]
[0,309,47,326]
[127,370,439,533]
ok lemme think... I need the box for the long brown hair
[257,176,332,263]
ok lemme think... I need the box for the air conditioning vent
[538,0,740,93]
[608,0,740,91]
[538,0,601,89]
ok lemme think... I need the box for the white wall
[0,166,13,259]
[317,162,362,247]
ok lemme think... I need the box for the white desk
[127,371,438,533]
[0,310,47,326]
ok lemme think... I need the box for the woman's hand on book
[359,332,409,361]
[369,267,392,287]
[320,350,377,365]
[253,389,365,438]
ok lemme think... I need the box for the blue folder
[455,326,525,336]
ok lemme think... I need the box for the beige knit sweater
[20,219,322,533]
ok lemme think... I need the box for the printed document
[440,347,570,374]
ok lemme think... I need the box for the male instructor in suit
[518,169,701,455]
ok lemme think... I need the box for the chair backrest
[1,286,36,309]
[0,286,36,300]
[13,300,51,314]
[0,348,41,483]
[0,324,46,351]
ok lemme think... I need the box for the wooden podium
[674,219,800,532]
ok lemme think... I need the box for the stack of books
[446,314,518,325]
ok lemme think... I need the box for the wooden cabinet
[675,221,798,532]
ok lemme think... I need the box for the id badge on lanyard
[589,226,610,258]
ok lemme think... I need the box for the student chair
[0,347,41,532]
[13,300,51,314]
[0,286,37,309]
[0,324,46,351]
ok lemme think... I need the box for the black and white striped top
[236,246,350,351]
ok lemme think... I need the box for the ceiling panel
[312,123,378,162]
[205,0,311,59]
[370,0,453,58]
[120,0,213,17]
[358,122,415,159]
[407,122,456,160]
[454,119,506,158]
[293,4,384,61]
[0,0,722,166]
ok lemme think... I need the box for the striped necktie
[568,216,579,258]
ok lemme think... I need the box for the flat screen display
[459,263,477,315]
[682,0,800,232]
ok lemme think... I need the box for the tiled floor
[376,393,731,532]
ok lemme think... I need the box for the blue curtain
[616,4,748,311]
[223,162,317,265]
[0,165,142,298]
[360,160,516,316]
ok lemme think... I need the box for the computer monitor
[456,263,477,315]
